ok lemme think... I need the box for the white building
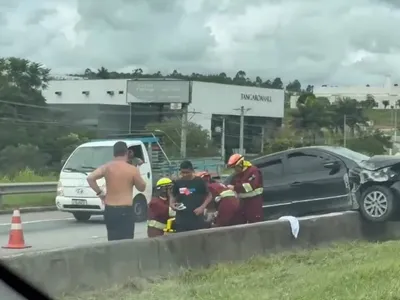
[290,76,400,109]
[43,78,284,153]
[189,81,283,132]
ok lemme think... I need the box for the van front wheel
[133,195,147,223]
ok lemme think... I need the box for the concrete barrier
[3,211,400,297]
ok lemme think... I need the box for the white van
[55,139,152,222]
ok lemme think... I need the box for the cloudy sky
[1,0,400,86]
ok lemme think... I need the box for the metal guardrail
[0,182,58,207]
[0,182,58,196]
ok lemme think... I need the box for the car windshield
[327,147,370,163]
[63,146,113,172]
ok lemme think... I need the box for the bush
[0,168,57,183]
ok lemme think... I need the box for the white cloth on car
[278,215,300,239]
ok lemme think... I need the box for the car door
[284,149,349,215]
[257,155,295,219]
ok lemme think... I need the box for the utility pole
[260,126,265,153]
[394,103,398,152]
[221,117,226,162]
[239,106,245,155]
[343,114,347,148]
[180,105,188,158]
[234,106,251,155]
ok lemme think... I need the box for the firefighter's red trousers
[239,197,264,223]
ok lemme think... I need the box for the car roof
[251,145,341,162]
[79,139,143,148]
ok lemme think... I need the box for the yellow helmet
[156,177,173,189]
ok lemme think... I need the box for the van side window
[128,145,145,165]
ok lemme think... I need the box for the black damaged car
[224,146,400,222]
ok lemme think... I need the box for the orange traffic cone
[2,209,31,249]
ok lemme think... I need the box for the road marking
[0,218,75,226]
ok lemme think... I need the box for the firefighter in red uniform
[147,177,176,237]
[197,171,241,227]
[226,154,264,223]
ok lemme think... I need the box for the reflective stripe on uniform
[147,220,166,230]
[169,207,176,217]
[238,187,263,199]
[242,183,253,192]
[164,218,176,233]
[220,190,236,198]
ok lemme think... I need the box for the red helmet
[196,171,211,182]
[227,154,244,168]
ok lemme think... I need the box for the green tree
[145,119,217,157]
[305,85,314,93]
[0,57,51,148]
[0,144,51,176]
[290,93,333,143]
[361,94,378,109]
[96,67,110,79]
[0,57,95,174]
[271,77,283,89]
[330,97,368,135]
[286,80,301,93]
[382,100,389,109]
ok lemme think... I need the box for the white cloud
[1,0,400,86]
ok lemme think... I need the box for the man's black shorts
[104,205,135,241]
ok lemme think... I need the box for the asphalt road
[0,211,147,257]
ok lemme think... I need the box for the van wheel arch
[133,194,148,223]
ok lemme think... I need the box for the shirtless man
[87,141,146,241]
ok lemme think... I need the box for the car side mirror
[324,161,340,169]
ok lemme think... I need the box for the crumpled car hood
[349,155,400,186]
[359,155,400,171]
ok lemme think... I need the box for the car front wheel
[359,185,396,222]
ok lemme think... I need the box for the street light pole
[234,106,251,155]
[343,114,347,148]
[221,117,226,162]
[180,105,188,158]
[394,104,398,152]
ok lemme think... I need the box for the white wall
[43,79,128,105]
[189,82,284,132]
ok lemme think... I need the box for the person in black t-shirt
[170,160,212,232]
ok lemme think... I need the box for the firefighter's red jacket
[231,163,263,200]
[208,182,240,227]
[147,197,174,230]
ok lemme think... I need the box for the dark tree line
[69,67,314,93]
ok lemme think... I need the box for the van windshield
[63,146,113,172]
